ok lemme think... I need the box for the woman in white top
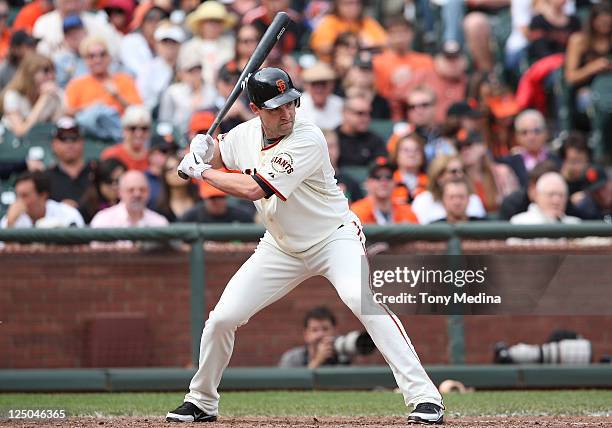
[411,154,486,224]
[1,53,64,137]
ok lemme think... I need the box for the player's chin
[279,121,294,133]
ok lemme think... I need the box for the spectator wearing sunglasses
[500,109,559,188]
[101,105,151,171]
[351,157,419,225]
[65,36,142,116]
[411,155,486,224]
[1,53,64,137]
[43,117,94,208]
[387,86,452,165]
[336,95,387,167]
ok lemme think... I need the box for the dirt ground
[2,416,612,427]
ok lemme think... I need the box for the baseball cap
[368,156,396,179]
[10,30,37,47]
[441,40,461,58]
[63,14,84,33]
[217,62,240,83]
[584,166,608,193]
[487,94,520,119]
[199,181,226,199]
[178,54,202,71]
[456,129,484,150]
[189,111,215,134]
[121,105,152,127]
[302,61,336,83]
[54,116,81,140]
[154,23,185,43]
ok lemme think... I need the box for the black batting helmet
[246,67,301,109]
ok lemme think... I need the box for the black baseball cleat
[407,402,444,424]
[166,402,217,422]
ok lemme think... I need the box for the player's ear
[249,102,259,115]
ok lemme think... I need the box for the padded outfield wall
[1,237,610,369]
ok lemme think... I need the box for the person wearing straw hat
[178,0,236,88]
[297,61,343,130]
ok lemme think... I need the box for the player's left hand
[177,152,211,180]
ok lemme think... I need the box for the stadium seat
[342,166,369,187]
[369,119,394,141]
[590,74,612,161]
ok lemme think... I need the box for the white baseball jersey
[219,116,354,253]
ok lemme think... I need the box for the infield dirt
[2,415,612,427]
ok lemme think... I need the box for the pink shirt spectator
[90,202,168,248]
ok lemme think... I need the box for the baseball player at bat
[167,68,444,425]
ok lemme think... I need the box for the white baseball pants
[185,221,443,414]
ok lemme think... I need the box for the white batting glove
[177,152,211,180]
[190,133,215,163]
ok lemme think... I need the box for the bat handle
[178,170,189,180]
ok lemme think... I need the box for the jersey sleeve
[217,131,239,171]
[254,132,325,201]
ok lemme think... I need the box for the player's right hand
[190,133,215,163]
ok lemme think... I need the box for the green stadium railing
[2,222,612,367]
[1,365,611,392]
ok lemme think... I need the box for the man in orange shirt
[101,105,151,172]
[372,17,434,101]
[65,36,142,116]
[350,157,419,225]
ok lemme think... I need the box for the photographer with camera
[278,306,375,369]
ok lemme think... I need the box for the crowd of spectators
[0,0,611,233]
